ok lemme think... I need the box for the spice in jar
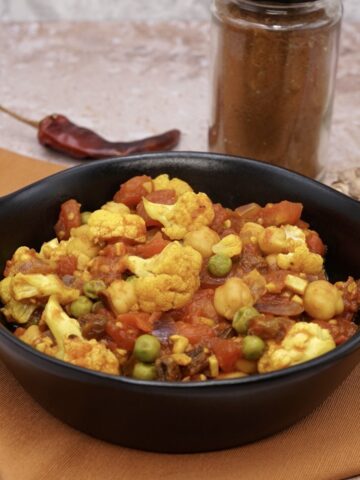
[209,0,343,178]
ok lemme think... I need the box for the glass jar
[209,0,343,178]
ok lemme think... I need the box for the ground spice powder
[209,0,342,178]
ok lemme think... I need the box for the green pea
[134,334,161,363]
[70,296,93,318]
[242,335,265,360]
[83,279,106,299]
[207,254,232,277]
[232,306,259,334]
[81,211,92,224]
[133,362,157,381]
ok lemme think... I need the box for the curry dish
[1,174,359,381]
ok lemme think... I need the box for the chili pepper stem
[0,104,39,128]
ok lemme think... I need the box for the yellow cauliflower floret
[10,273,80,304]
[104,280,138,315]
[1,299,37,324]
[40,226,99,271]
[259,225,306,255]
[143,191,214,240]
[101,201,130,215]
[18,325,57,356]
[63,338,119,374]
[0,277,12,303]
[41,295,118,374]
[88,209,146,243]
[258,322,335,373]
[105,242,202,313]
[153,174,193,197]
[212,234,243,257]
[276,244,324,275]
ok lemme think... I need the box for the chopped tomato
[209,338,241,372]
[137,189,176,227]
[105,321,139,350]
[14,327,26,337]
[210,203,231,234]
[176,321,215,345]
[89,256,127,284]
[306,231,326,256]
[179,289,219,322]
[129,232,170,258]
[54,199,81,240]
[113,175,152,207]
[99,242,128,257]
[116,312,161,333]
[259,200,303,227]
[313,319,358,345]
[56,255,77,276]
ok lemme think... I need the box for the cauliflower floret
[4,246,53,276]
[1,299,37,324]
[18,325,57,356]
[258,225,306,255]
[153,174,193,197]
[276,244,324,275]
[10,273,80,304]
[143,191,214,240]
[258,322,335,373]
[40,226,99,271]
[105,242,202,313]
[0,277,12,303]
[40,295,119,374]
[212,234,243,258]
[88,209,146,243]
[101,201,130,215]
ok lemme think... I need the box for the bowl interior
[1,152,360,284]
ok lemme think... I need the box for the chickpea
[214,277,254,320]
[304,280,344,320]
[184,226,220,258]
[258,226,287,255]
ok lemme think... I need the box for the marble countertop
[0,20,359,186]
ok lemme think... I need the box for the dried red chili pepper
[0,105,181,160]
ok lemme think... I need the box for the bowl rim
[0,151,359,389]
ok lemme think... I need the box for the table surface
[0,20,359,186]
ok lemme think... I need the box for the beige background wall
[0,0,358,21]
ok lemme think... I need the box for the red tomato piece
[113,175,152,207]
[179,289,219,322]
[105,321,139,351]
[137,189,177,228]
[54,199,81,240]
[209,338,241,373]
[210,203,231,234]
[313,319,358,345]
[56,255,77,276]
[116,312,156,333]
[306,231,326,256]
[176,321,215,345]
[259,200,303,227]
[129,232,170,259]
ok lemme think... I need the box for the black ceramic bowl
[0,152,359,453]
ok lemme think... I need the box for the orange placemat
[0,148,359,480]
